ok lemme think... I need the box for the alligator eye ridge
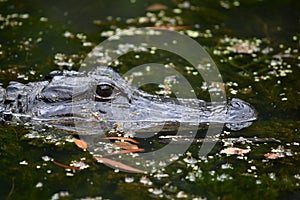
[95,83,115,101]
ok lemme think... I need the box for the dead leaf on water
[146,3,168,11]
[52,160,81,171]
[113,141,139,150]
[220,147,251,155]
[264,153,282,159]
[74,138,87,151]
[94,156,145,173]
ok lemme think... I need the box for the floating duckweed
[124,177,134,183]
[70,161,89,170]
[0,13,32,29]
[76,33,87,40]
[218,37,261,54]
[39,17,48,22]
[101,30,114,37]
[19,13,29,19]
[176,191,188,198]
[41,156,52,162]
[19,160,28,165]
[178,1,191,9]
[216,173,232,182]
[221,163,233,169]
[268,173,276,181]
[154,173,169,179]
[292,36,298,41]
[186,30,199,38]
[140,176,152,185]
[220,1,230,9]
[35,182,43,188]
[53,53,76,69]
[294,174,300,180]
[229,89,238,95]
[66,172,74,177]
[183,154,197,164]
[173,8,182,14]
[138,17,149,24]
[186,172,196,182]
[233,1,240,6]
[149,188,163,195]
[63,31,74,38]
[209,170,215,176]
[51,191,70,200]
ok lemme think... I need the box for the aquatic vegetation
[0,0,299,199]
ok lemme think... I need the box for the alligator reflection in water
[0,67,257,134]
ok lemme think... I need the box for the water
[0,0,299,199]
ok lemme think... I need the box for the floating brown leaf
[220,147,250,155]
[94,157,145,173]
[52,160,80,170]
[113,141,139,150]
[146,3,168,11]
[264,153,281,159]
[74,138,87,151]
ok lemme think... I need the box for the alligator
[0,67,257,135]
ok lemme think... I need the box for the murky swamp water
[0,0,299,199]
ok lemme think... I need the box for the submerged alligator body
[0,67,257,134]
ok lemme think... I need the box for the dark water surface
[0,0,299,199]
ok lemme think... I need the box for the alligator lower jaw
[29,115,254,136]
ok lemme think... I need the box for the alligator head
[0,67,257,134]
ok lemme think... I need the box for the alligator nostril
[99,109,107,114]
[233,102,241,109]
[229,99,244,110]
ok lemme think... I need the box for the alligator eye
[96,84,113,97]
[95,83,114,101]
